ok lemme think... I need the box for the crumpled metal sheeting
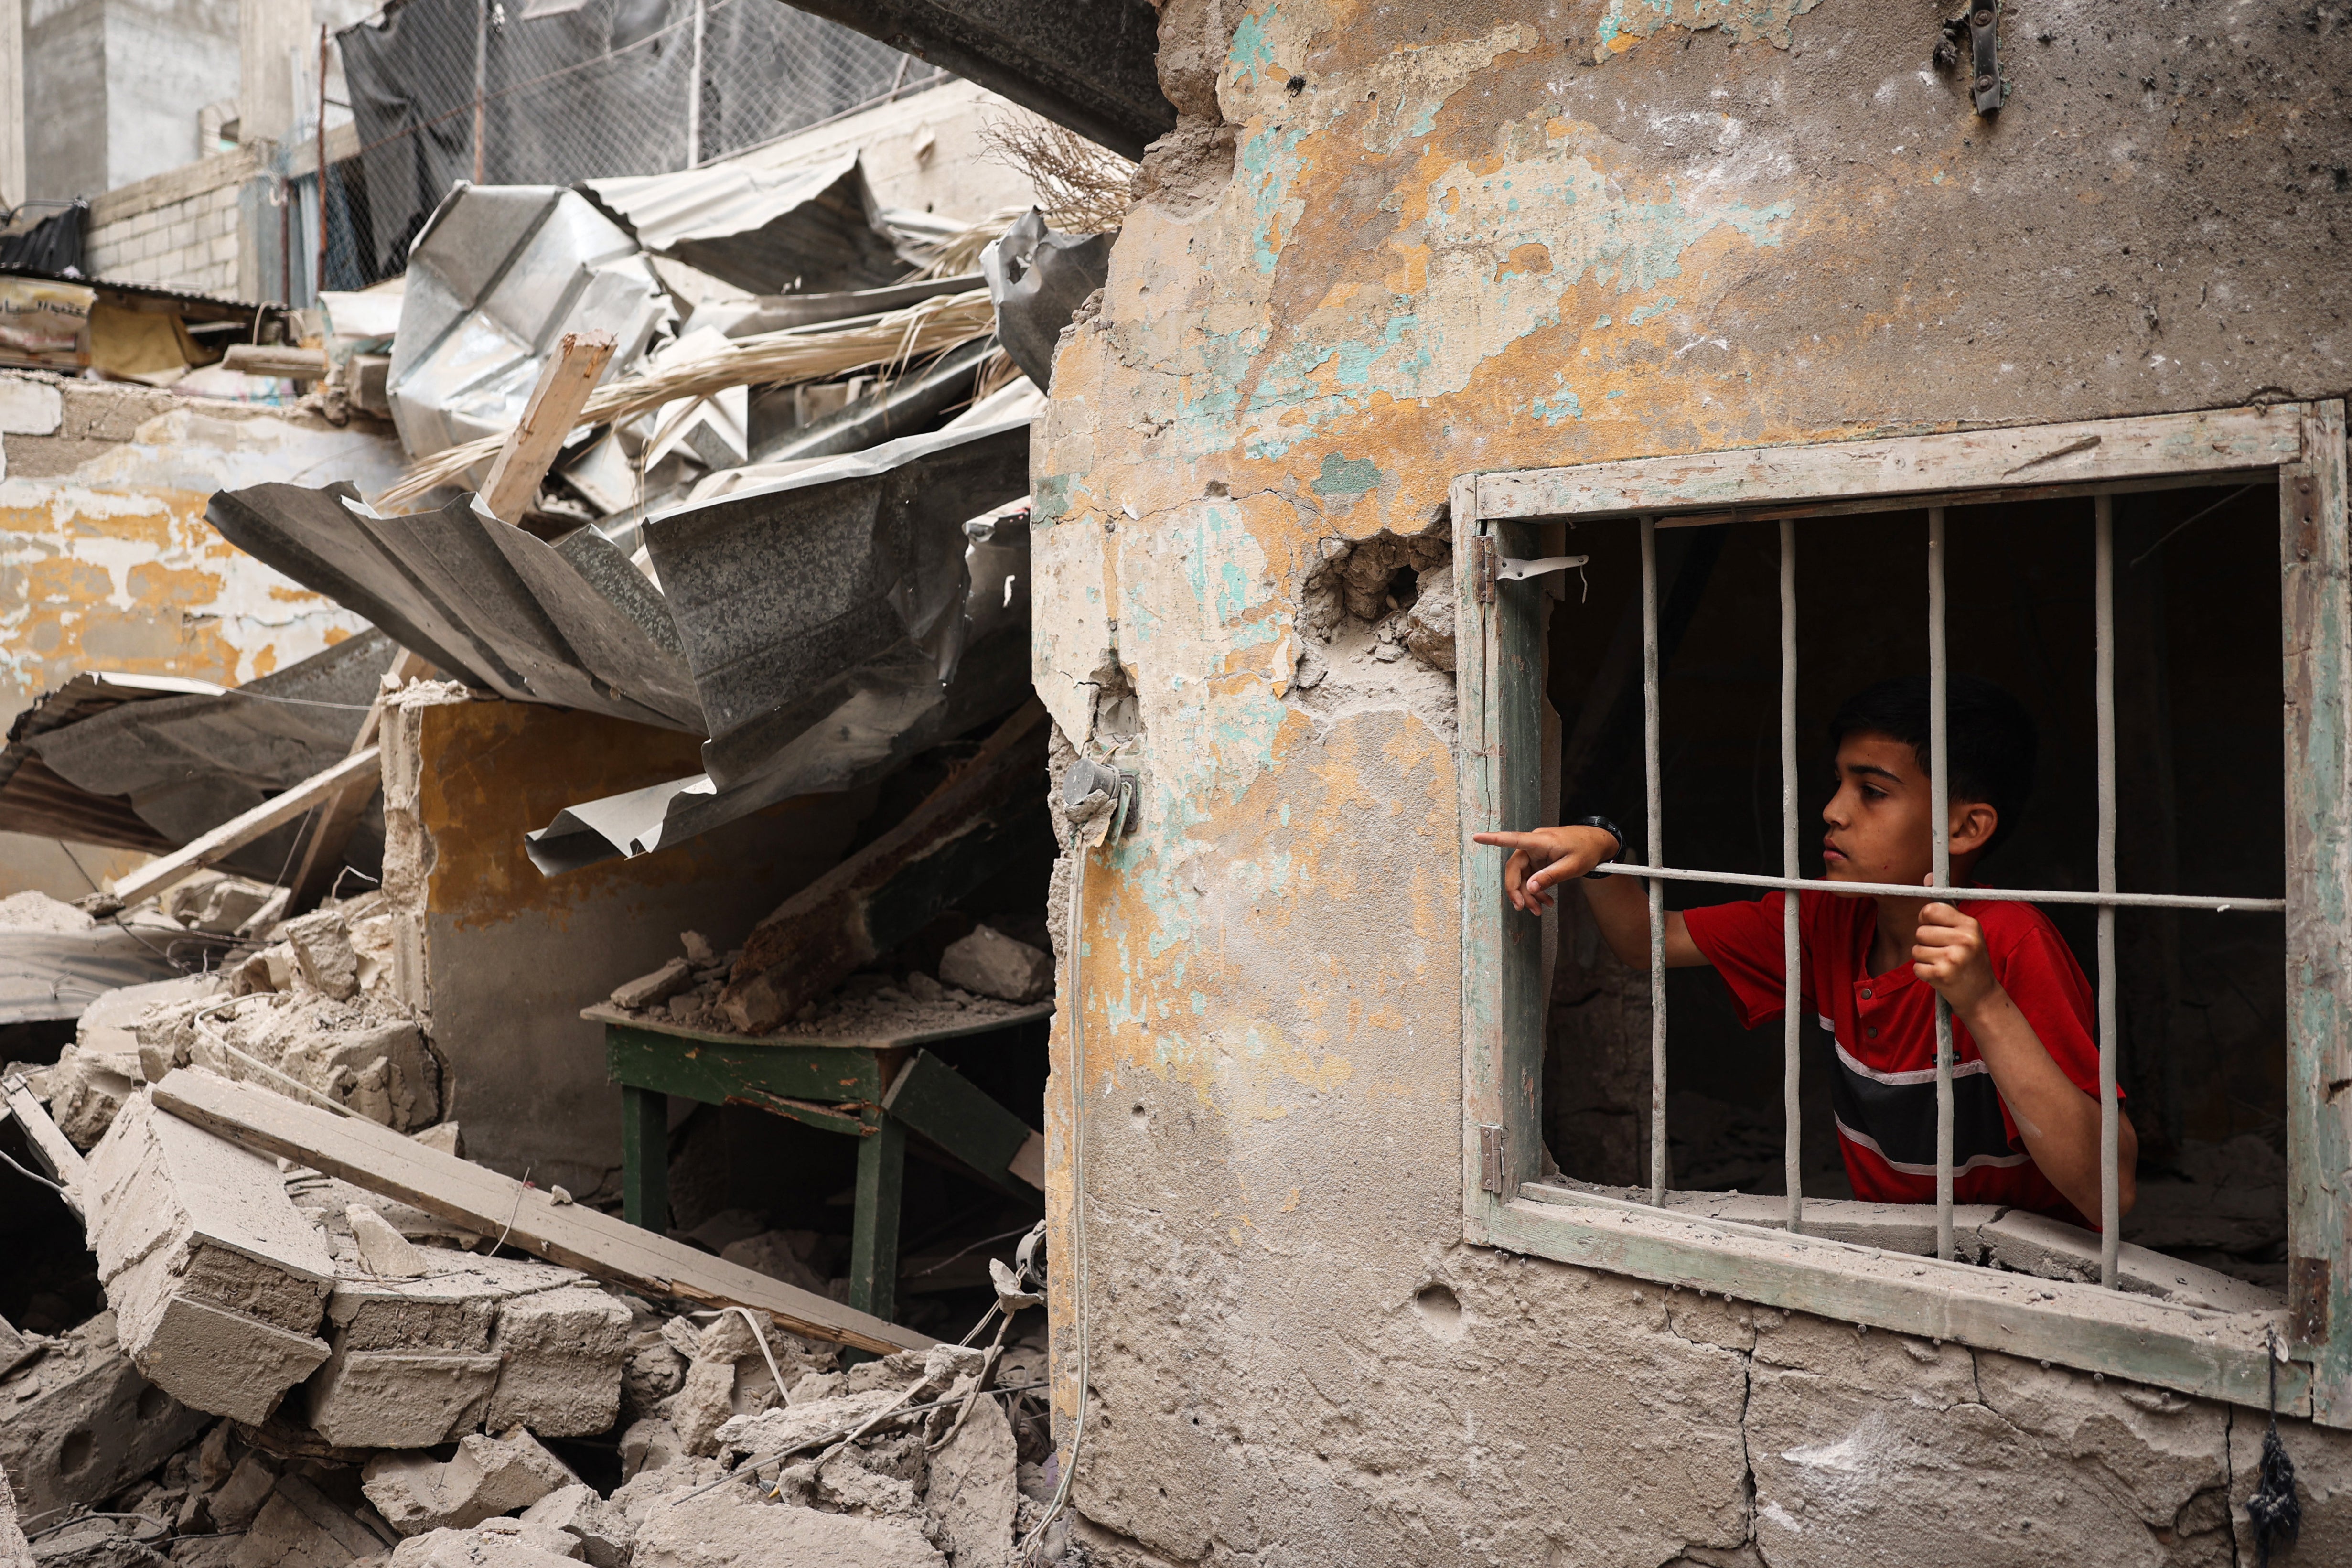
[978,210,1113,392]
[747,335,995,465]
[580,152,905,296]
[524,623,1033,874]
[386,183,668,465]
[683,273,984,340]
[6,634,402,882]
[205,483,706,734]
[0,929,192,1024]
[644,414,1031,791]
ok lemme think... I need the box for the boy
[1474,675,2134,1227]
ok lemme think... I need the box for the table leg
[848,1112,905,1325]
[621,1084,668,1233]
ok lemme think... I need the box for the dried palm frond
[981,114,1137,235]
[377,288,998,508]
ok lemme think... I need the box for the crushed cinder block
[484,1285,632,1438]
[232,1472,389,1568]
[630,1482,946,1568]
[278,910,362,1001]
[388,1520,584,1567]
[233,945,299,999]
[83,1094,335,1425]
[207,1450,279,1532]
[162,875,280,937]
[519,1484,628,1568]
[0,1313,213,1522]
[611,959,694,1011]
[27,1515,170,1566]
[926,1393,1020,1568]
[361,1429,579,1536]
[51,976,222,1146]
[668,1313,790,1458]
[619,1326,686,1423]
[618,1418,684,1481]
[276,1016,440,1131]
[411,1123,463,1158]
[937,925,1054,1004]
[304,1344,504,1450]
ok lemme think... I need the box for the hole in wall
[1411,1280,1466,1342]
[59,1428,94,1473]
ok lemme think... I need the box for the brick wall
[84,146,255,297]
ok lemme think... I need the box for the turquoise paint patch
[1227,4,1281,88]
[1310,452,1383,497]
[1530,387,1584,425]
[1032,472,1076,527]
[1594,314,1613,328]
[1605,389,1626,399]
[1238,120,1308,274]
[1626,296,1678,325]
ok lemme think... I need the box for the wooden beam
[150,1068,931,1354]
[719,700,1052,1032]
[222,344,332,381]
[105,747,381,911]
[882,1049,1042,1193]
[479,331,616,526]
[287,649,430,913]
[2,1072,86,1217]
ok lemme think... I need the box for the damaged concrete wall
[1030,1,2352,1563]
[381,691,876,1199]
[0,370,397,894]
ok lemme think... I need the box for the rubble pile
[601,924,1056,1041]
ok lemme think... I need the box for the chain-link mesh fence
[279,0,944,301]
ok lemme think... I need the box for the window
[1454,400,2352,1426]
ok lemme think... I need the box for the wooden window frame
[1453,399,2352,1424]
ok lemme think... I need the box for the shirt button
[1861,988,1873,1000]
[1866,1026,1879,1040]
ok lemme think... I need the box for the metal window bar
[1619,497,2282,1281]
[1781,521,1802,1234]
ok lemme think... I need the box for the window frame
[1453,399,2352,1425]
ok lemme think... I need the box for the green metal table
[586,1001,1051,1327]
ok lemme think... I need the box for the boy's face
[1820,731,1996,889]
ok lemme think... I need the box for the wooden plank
[720,702,1052,1032]
[2,1072,86,1217]
[1476,403,2310,524]
[479,331,616,526]
[149,1068,931,1353]
[106,747,381,910]
[849,1113,906,1326]
[222,344,331,381]
[288,649,430,913]
[619,1084,667,1232]
[603,1023,891,1109]
[882,1049,1041,1192]
[2283,398,2352,1425]
[1493,1189,2305,1416]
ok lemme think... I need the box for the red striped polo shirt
[1680,889,2107,1225]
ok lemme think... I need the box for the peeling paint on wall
[0,374,399,730]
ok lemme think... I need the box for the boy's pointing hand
[1912,899,1998,1013]
[1471,825,1622,913]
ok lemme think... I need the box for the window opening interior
[1538,480,2288,1296]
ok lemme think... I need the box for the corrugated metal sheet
[579,152,904,296]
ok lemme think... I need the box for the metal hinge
[1470,535,1498,605]
[1968,3,2003,114]
[1478,1124,1506,1194]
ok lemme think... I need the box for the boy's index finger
[1471,830,1542,849]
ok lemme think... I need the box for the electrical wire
[1018,854,1093,1563]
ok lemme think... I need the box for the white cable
[1018,851,1092,1562]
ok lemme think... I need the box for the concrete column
[238,0,309,146]
[0,0,23,207]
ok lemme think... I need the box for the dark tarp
[0,633,404,883]
[205,486,705,734]
[338,0,920,278]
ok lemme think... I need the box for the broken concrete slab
[83,1092,335,1424]
[0,1312,30,1378]
[388,1521,585,1566]
[630,1483,947,1568]
[51,976,222,1146]
[303,1344,504,1450]
[518,1484,627,1568]
[206,1450,279,1532]
[618,1417,685,1481]
[28,1515,171,1566]
[484,1285,632,1438]
[0,1312,213,1522]
[937,925,1054,1004]
[1976,1207,2283,1311]
[610,959,693,1011]
[925,1395,1019,1568]
[278,911,362,1001]
[231,1472,389,1568]
[361,1430,579,1536]
[347,1205,430,1278]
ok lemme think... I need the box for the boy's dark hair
[1828,675,2038,857]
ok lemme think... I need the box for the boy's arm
[1471,825,1707,970]
[1912,904,2138,1222]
